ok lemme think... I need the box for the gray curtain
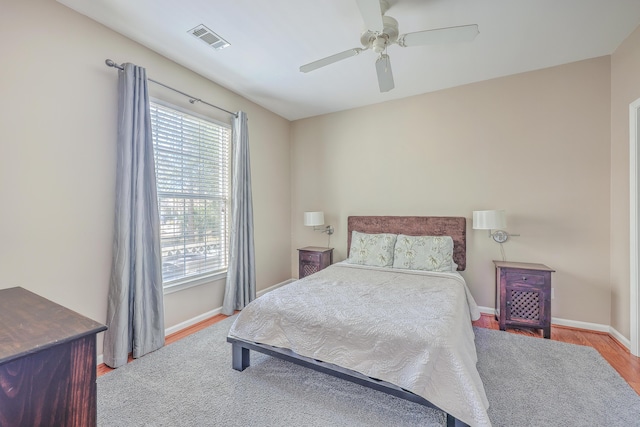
[103,63,165,368]
[222,111,256,315]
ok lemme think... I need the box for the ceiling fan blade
[399,24,479,47]
[299,48,365,73]
[375,54,394,92]
[356,0,384,32]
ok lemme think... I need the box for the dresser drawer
[300,252,320,263]
[505,271,546,286]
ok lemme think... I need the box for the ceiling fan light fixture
[372,36,387,53]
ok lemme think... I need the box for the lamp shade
[473,210,507,230]
[304,211,325,226]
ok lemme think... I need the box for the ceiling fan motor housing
[361,15,398,52]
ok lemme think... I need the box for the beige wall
[0,0,291,356]
[291,57,612,325]
[610,25,640,339]
[2,0,636,353]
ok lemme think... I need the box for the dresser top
[493,261,555,272]
[0,287,106,365]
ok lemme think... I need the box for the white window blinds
[150,101,231,285]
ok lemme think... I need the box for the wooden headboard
[347,216,466,271]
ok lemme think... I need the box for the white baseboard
[257,278,295,297]
[609,326,632,349]
[164,307,223,336]
[97,278,296,366]
[477,306,496,317]
[164,278,295,336]
[477,306,631,350]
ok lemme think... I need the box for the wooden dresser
[0,287,107,427]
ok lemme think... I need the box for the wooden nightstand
[298,246,333,278]
[494,261,555,338]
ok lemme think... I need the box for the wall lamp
[304,211,334,235]
[472,210,518,243]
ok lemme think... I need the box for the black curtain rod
[105,59,237,117]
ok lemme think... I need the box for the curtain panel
[222,111,256,315]
[103,63,165,368]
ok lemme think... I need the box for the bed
[227,216,490,427]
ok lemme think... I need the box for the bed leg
[231,343,250,371]
[446,413,469,427]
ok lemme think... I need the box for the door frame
[629,97,640,357]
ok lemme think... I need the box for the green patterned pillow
[392,235,455,272]
[347,231,397,267]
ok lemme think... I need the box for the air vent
[188,25,230,50]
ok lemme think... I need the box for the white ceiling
[58,0,640,121]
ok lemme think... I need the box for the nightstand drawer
[300,252,320,263]
[505,272,546,286]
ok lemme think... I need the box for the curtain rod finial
[105,59,124,71]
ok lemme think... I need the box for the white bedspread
[228,262,491,427]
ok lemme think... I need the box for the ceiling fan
[299,0,479,93]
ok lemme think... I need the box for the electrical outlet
[551,288,555,299]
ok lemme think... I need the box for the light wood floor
[98,313,640,395]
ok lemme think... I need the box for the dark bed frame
[228,216,470,427]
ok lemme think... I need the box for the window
[150,100,231,288]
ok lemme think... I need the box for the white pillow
[347,231,397,267]
[392,235,455,272]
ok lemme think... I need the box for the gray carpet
[97,316,640,426]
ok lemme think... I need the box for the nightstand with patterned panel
[494,261,555,339]
[298,246,333,278]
